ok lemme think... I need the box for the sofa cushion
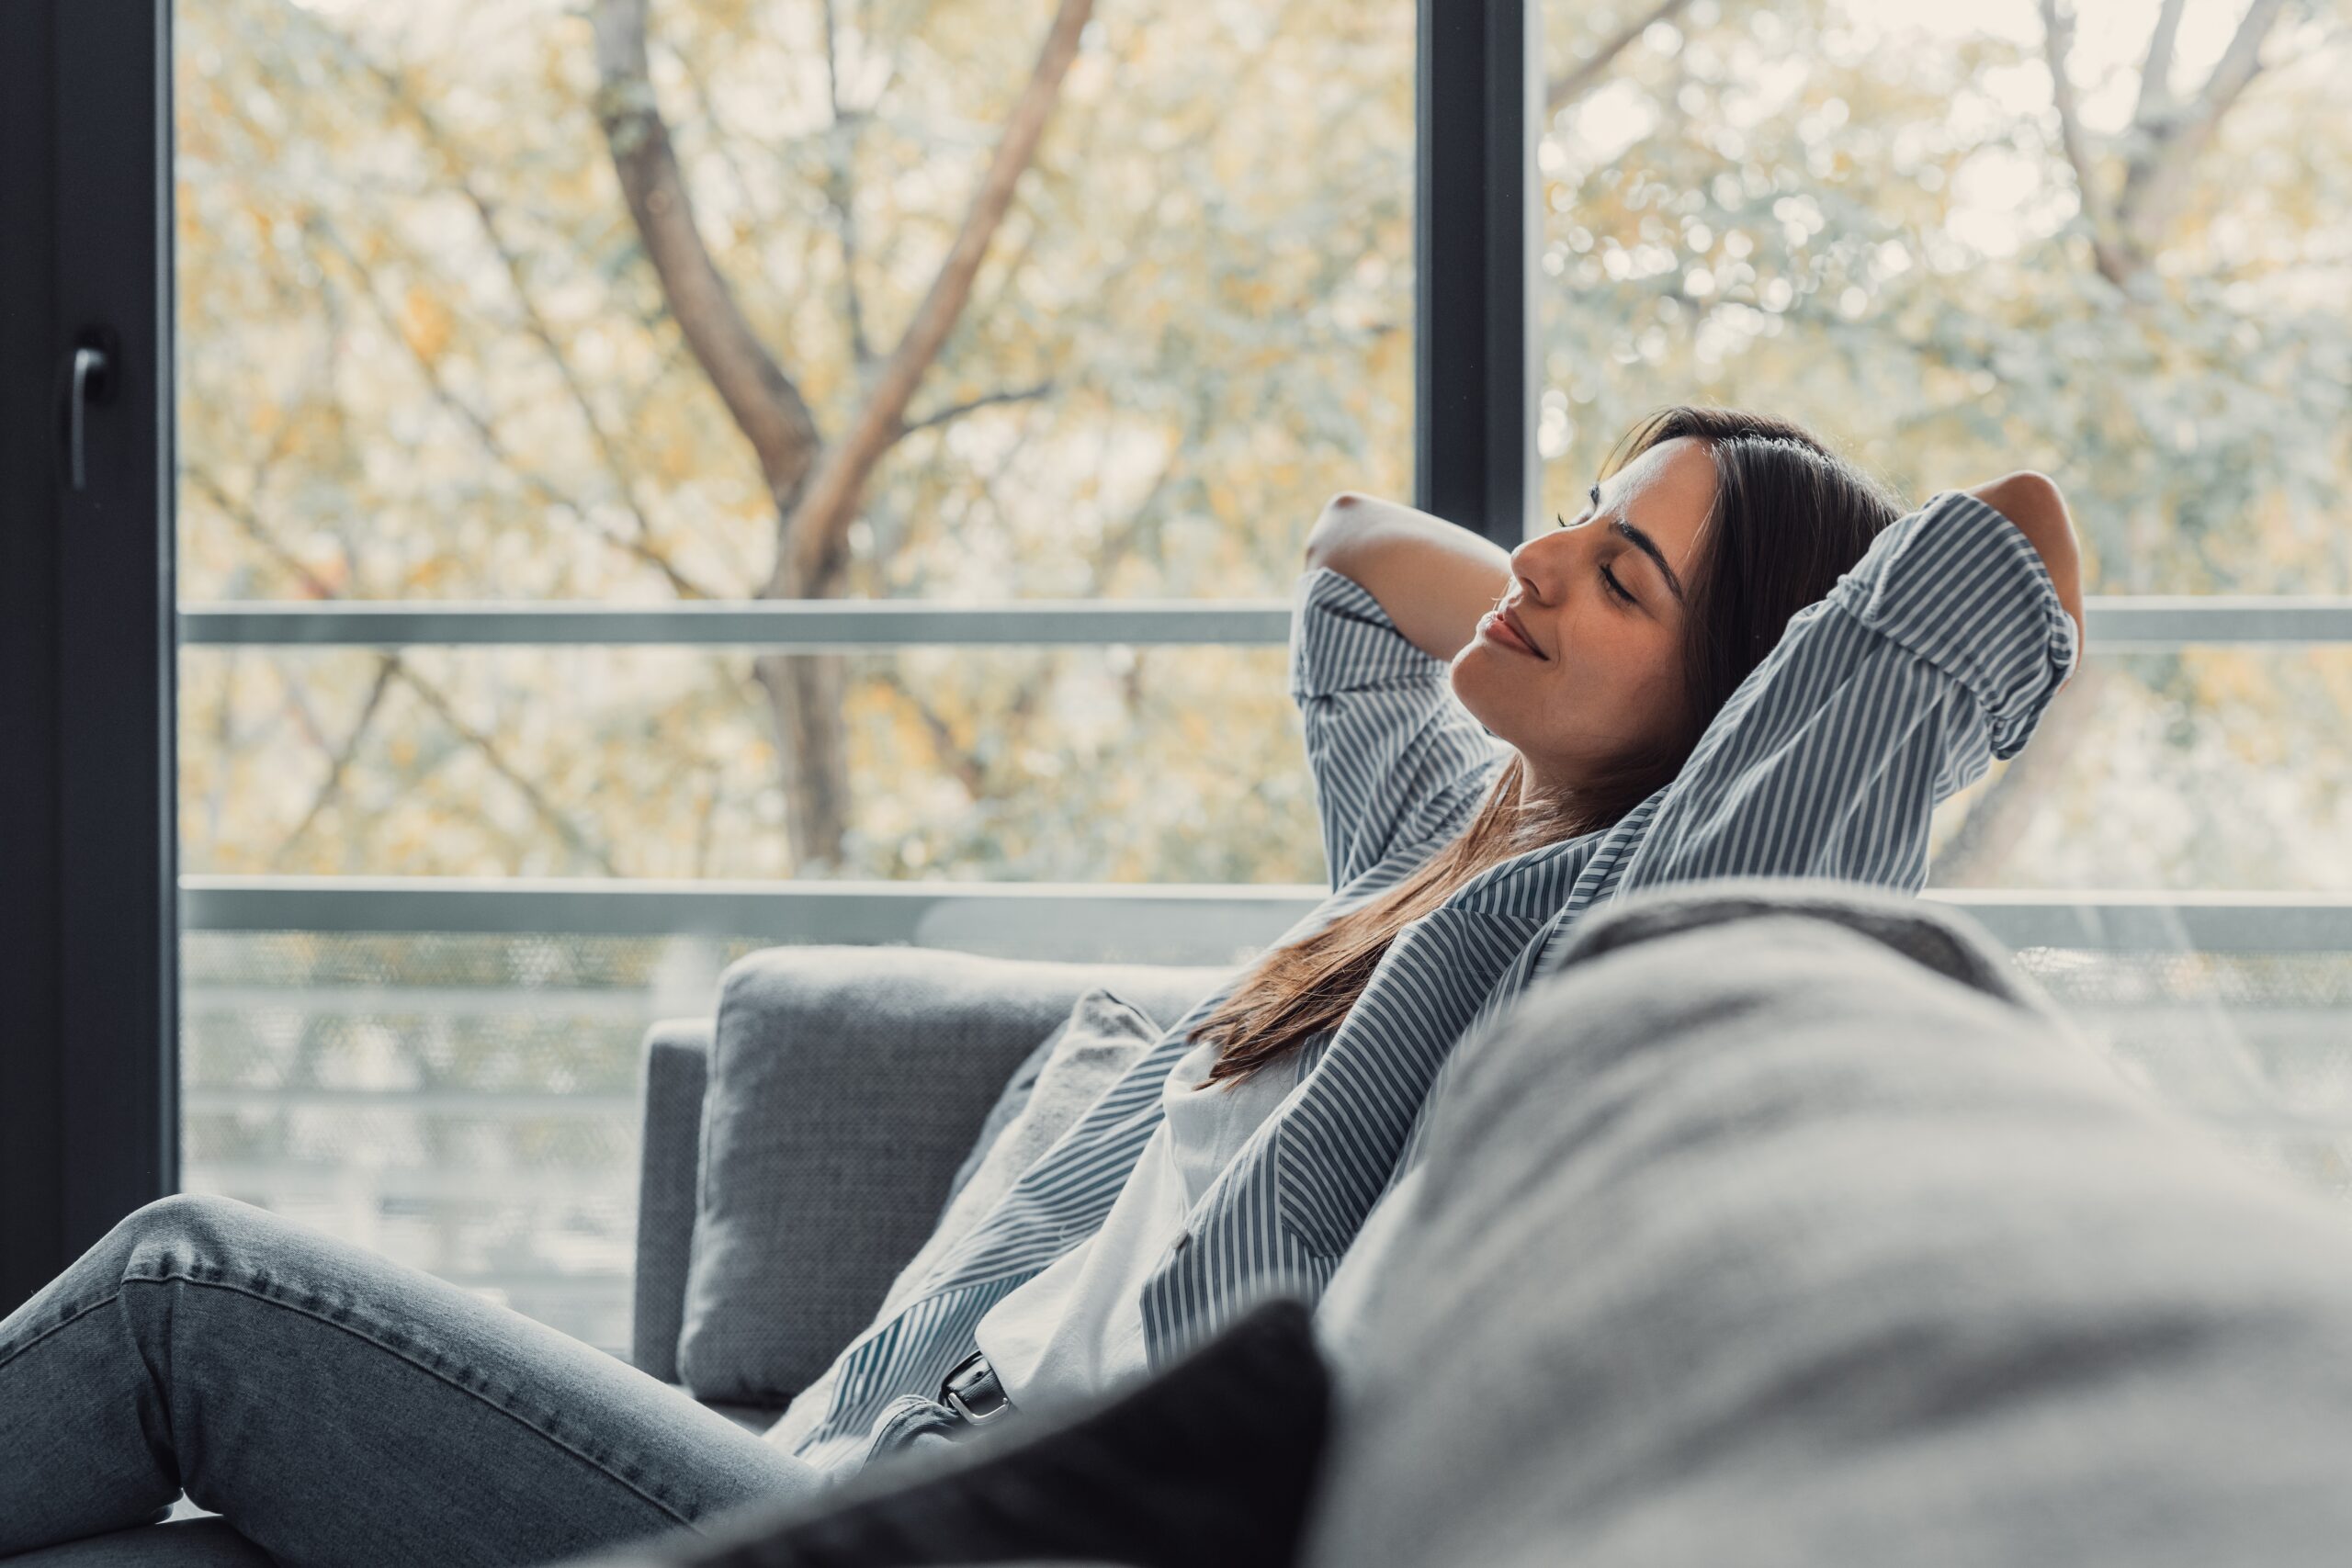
[569,1299,1327,1568]
[1302,893,2352,1568]
[935,1011,1069,1224]
[678,947,1231,1404]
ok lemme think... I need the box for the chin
[1447,656,1522,748]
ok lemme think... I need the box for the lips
[1495,602,1548,660]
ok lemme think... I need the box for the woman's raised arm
[1963,471,2085,695]
[1302,492,1514,662]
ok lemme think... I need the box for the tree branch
[874,669,986,797]
[2038,0,2137,288]
[303,214,722,600]
[187,466,342,600]
[594,0,826,513]
[775,0,1099,597]
[189,466,618,874]
[272,654,402,870]
[2132,0,2188,127]
[1545,0,1695,115]
[358,58,726,599]
[821,0,875,367]
[394,665,623,875]
[895,380,1057,440]
[2114,0,2292,256]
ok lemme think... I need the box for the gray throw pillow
[937,1012,1075,1225]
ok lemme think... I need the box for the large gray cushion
[936,1006,1080,1226]
[1304,884,2352,1568]
[677,945,1232,1404]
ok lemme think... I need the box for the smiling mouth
[1481,608,1547,660]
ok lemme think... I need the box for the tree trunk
[754,650,853,876]
[594,0,1096,879]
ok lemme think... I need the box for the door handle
[58,333,118,492]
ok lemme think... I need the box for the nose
[1506,523,1578,605]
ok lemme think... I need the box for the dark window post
[0,0,177,1312]
[1416,0,1539,550]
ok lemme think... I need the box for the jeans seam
[118,1268,707,1533]
[0,1292,124,1375]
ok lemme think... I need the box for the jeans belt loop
[939,1348,1016,1425]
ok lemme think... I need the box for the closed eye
[1560,483,1636,607]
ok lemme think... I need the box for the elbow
[1304,491,1372,570]
[1968,470,2086,670]
[1969,471,2072,544]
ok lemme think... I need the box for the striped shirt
[780,487,2080,1473]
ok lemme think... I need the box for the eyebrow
[1590,481,1687,606]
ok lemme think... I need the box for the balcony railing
[176,595,2352,650]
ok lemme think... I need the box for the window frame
[0,0,179,1311]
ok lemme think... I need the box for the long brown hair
[1191,404,1907,1088]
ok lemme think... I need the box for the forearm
[1302,492,1514,662]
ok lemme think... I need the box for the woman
[0,406,2084,1563]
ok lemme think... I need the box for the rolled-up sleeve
[1610,489,2082,897]
[1290,566,1510,891]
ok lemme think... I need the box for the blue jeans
[0,1193,827,1564]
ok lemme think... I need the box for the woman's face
[1450,435,1717,796]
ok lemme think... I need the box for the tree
[591,0,1092,873]
[1926,0,2312,884]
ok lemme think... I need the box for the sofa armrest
[633,1017,714,1382]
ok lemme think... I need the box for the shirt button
[1171,1231,1193,1255]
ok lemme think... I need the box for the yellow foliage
[399,283,456,365]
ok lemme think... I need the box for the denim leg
[0,1193,826,1566]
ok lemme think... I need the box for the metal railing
[177,877,2352,958]
[176,596,2352,650]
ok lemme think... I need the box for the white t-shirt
[971,1032,1306,1417]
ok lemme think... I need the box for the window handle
[60,338,116,492]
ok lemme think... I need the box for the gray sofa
[34,876,2352,1565]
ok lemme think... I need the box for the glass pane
[180,931,773,1358]
[178,644,1317,883]
[1534,0,2348,898]
[1924,645,2352,891]
[177,642,2352,891]
[1530,0,2346,1206]
[1534,0,2347,595]
[175,0,1414,607]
